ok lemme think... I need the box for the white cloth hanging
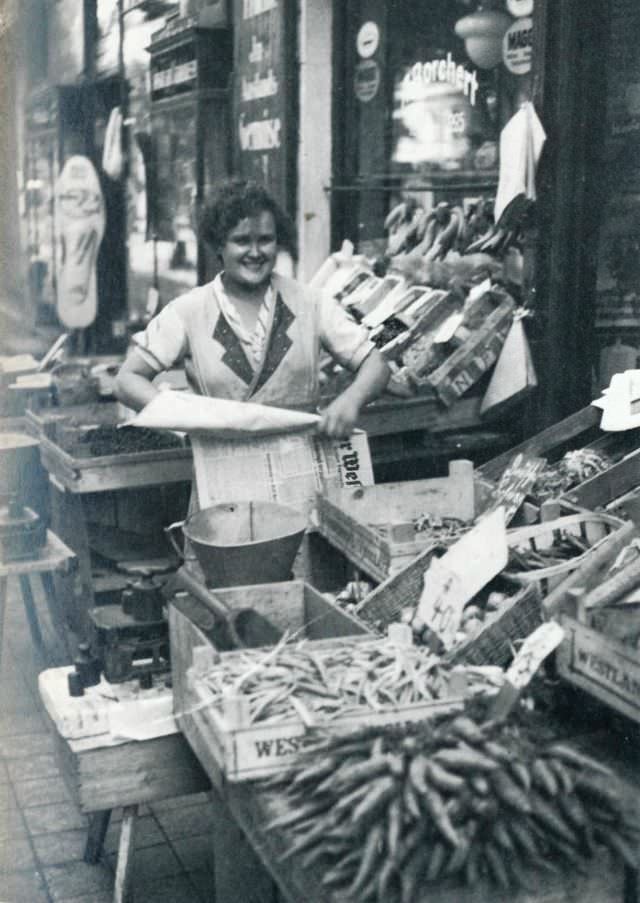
[494,101,546,224]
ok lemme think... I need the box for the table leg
[18,575,44,651]
[624,866,639,903]
[0,577,7,667]
[84,810,112,864]
[40,571,72,660]
[211,790,277,903]
[114,804,138,903]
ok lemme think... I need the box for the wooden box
[408,289,515,406]
[170,582,470,782]
[557,615,640,725]
[315,459,475,583]
[480,403,640,512]
[171,581,372,783]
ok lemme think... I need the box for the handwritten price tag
[418,508,508,649]
[506,622,565,689]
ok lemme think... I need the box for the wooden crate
[557,615,640,725]
[480,403,640,512]
[504,512,624,596]
[171,581,375,783]
[172,617,467,782]
[315,459,475,583]
[409,289,515,406]
[27,401,193,493]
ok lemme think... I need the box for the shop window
[332,0,528,256]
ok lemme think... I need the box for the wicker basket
[504,511,624,596]
[355,549,543,669]
[446,583,541,667]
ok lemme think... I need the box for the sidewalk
[0,576,215,902]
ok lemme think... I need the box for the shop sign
[507,0,534,17]
[356,21,380,59]
[503,17,533,75]
[152,59,197,92]
[354,59,381,103]
[233,0,290,208]
[400,53,479,106]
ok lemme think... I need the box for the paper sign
[417,508,508,648]
[506,621,565,689]
[434,312,464,344]
[484,453,546,525]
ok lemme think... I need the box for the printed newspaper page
[191,429,374,520]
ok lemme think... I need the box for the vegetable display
[263,706,639,901]
[531,449,612,502]
[197,638,504,726]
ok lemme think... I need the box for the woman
[116,179,390,435]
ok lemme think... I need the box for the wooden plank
[113,805,137,903]
[73,734,209,812]
[353,395,482,437]
[563,446,640,510]
[0,530,76,578]
[479,404,601,482]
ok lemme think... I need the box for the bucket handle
[164,520,197,562]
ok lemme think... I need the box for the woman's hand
[317,349,390,439]
[317,392,361,439]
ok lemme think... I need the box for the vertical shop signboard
[233,0,291,208]
[595,0,640,330]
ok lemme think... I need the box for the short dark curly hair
[199,178,298,260]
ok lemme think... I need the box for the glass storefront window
[333,0,529,257]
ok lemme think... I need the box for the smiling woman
[115,177,390,440]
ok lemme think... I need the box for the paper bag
[481,316,537,417]
[125,390,321,437]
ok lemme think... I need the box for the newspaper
[191,429,374,520]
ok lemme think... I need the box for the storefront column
[296,0,332,282]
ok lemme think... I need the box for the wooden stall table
[38,667,211,903]
[0,530,76,665]
[28,402,193,639]
[198,715,640,903]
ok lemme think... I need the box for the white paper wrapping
[125,390,321,437]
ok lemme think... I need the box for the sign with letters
[233,0,292,207]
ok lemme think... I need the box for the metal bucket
[166,501,306,587]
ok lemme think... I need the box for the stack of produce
[197,637,504,726]
[404,587,515,651]
[263,706,639,901]
[531,449,612,503]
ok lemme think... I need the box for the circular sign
[354,59,381,103]
[507,0,534,16]
[503,17,533,75]
[356,21,380,59]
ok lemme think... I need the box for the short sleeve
[130,302,189,373]
[317,290,376,371]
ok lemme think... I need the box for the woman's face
[220,210,278,293]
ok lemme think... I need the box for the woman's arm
[114,348,162,412]
[318,348,390,439]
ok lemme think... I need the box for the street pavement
[0,577,215,903]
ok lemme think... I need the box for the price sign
[506,622,565,689]
[418,508,509,648]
